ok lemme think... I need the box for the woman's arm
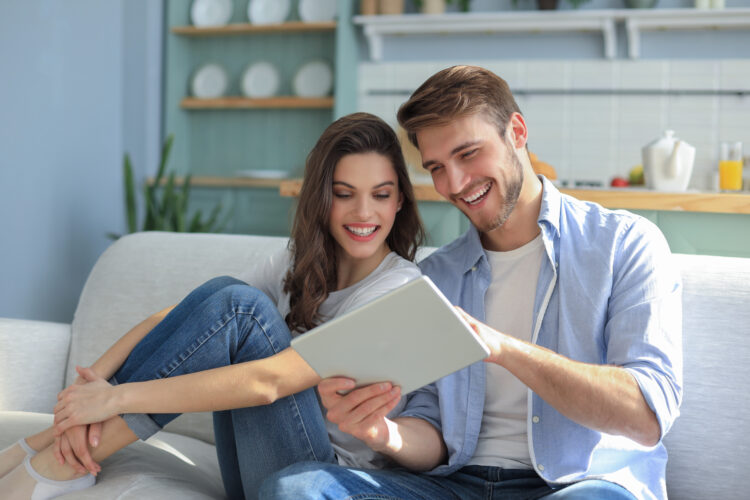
[53,347,320,433]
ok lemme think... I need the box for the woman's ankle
[29,448,87,481]
[24,427,55,453]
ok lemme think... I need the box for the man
[260,66,682,500]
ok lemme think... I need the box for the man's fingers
[346,387,401,424]
[318,377,355,396]
[332,382,393,414]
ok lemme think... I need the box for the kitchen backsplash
[358,60,750,190]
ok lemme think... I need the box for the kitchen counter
[279,180,750,215]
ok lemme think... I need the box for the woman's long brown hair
[283,112,425,333]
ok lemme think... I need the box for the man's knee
[258,462,342,500]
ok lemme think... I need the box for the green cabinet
[163,0,356,235]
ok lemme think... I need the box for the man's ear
[507,112,528,149]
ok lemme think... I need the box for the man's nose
[445,165,470,196]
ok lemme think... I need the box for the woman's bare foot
[0,453,94,500]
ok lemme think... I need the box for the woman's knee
[200,275,246,293]
[258,462,343,500]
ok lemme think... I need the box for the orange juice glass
[719,142,743,192]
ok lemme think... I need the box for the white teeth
[346,225,377,236]
[462,183,491,204]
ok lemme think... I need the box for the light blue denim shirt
[402,177,682,500]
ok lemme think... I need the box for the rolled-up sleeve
[398,382,442,433]
[606,218,683,439]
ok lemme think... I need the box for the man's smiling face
[417,113,524,234]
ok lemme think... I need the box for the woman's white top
[237,249,421,468]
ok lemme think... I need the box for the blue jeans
[259,463,637,500]
[111,276,336,500]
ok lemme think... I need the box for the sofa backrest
[70,232,290,443]
[664,253,750,499]
[70,232,750,498]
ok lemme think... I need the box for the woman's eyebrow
[332,181,395,189]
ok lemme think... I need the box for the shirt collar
[458,175,561,273]
[537,175,561,240]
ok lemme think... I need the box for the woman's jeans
[110,276,336,500]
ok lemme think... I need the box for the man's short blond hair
[397,65,522,148]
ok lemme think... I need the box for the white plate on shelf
[191,63,229,98]
[236,169,291,179]
[241,62,280,98]
[293,60,333,98]
[190,0,233,27]
[247,0,290,25]
[298,0,337,22]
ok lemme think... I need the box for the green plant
[110,134,226,239]
[565,0,591,7]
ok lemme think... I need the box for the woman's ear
[397,192,404,212]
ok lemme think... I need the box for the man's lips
[457,181,492,206]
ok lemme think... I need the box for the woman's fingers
[52,436,65,465]
[59,433,87,475]
[89,422,102,448]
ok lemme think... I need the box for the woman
[0,112,425,500]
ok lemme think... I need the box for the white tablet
[291,276,490,395]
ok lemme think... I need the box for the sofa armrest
[0,318,71,412]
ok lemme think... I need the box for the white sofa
[1,231,749,499]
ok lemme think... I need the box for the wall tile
[357,59,750,190]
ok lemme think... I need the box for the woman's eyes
[333,191,392,200]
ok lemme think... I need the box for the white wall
[0,0,162,322]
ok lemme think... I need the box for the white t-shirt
[237,249,421,469]
[467,233,544,469]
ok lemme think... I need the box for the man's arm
[53,347,320,433]
[318,378,447,471]
[459,310,661,447]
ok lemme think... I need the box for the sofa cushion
[68,232,289,444]
[664,254,750,499]
[0,411,225,499]
[0,319,71,412]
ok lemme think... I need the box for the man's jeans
[110,276,336,499]
[259,462,637,500]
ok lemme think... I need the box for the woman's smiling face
[328,152,402,267]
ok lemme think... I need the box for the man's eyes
[461,148,478,159]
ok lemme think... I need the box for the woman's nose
[353,196,374,219]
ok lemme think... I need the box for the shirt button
[538,464,545,471]
[470,266,477,272]
[532,416,540,423]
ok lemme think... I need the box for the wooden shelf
[181,96,334,109]
[354,8,750,60]
[149,176,288,189]
[279,179,750,215]
[172,21,336,36]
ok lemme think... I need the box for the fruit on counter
[629,165,645,186]
[610,176,629,188]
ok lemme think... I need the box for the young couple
[1,66,682,500]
